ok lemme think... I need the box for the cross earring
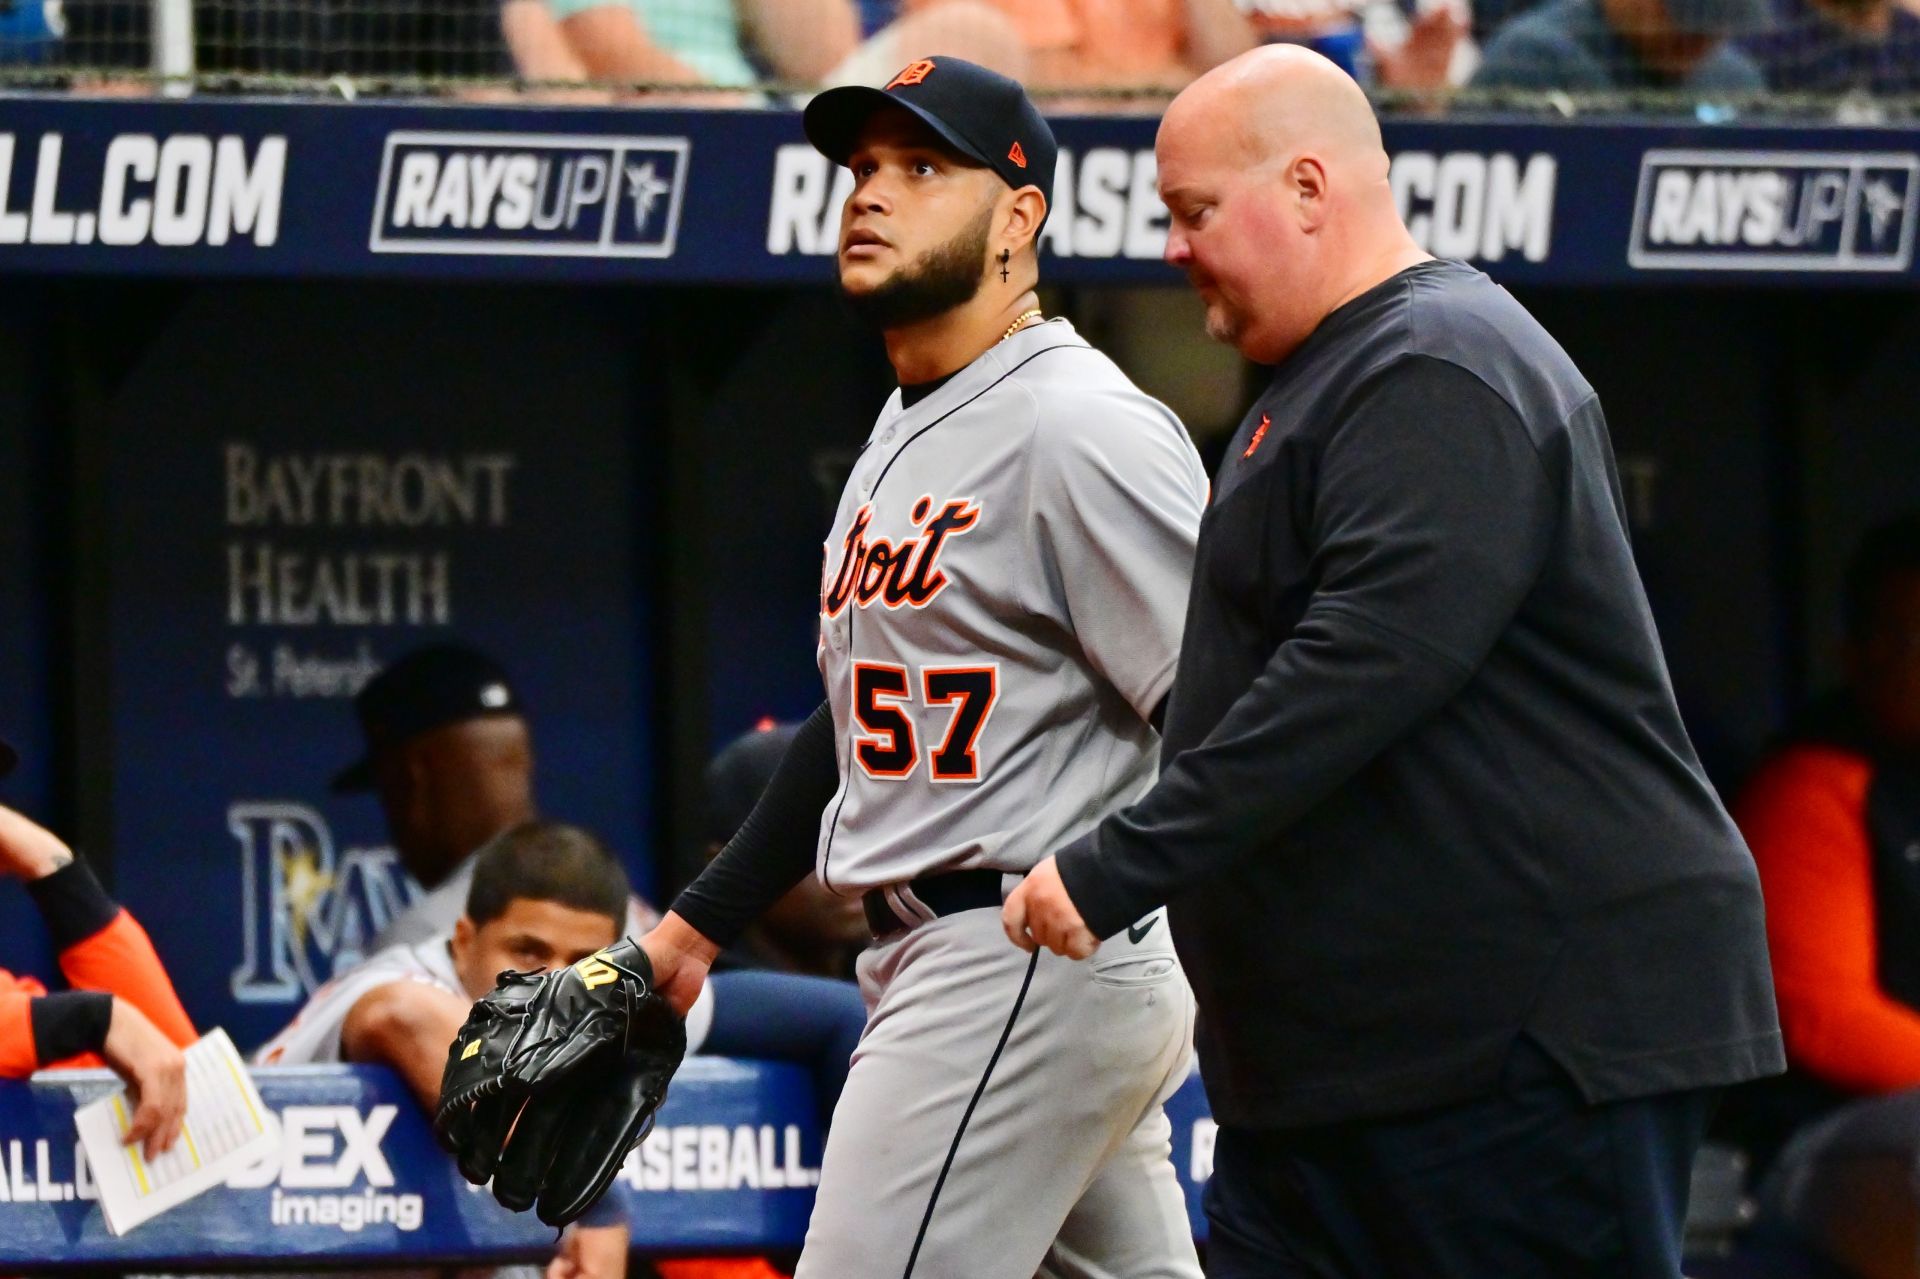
[999,249,1010,283]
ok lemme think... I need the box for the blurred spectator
[888,0,1259,94]
[533,0,759,87]
[702,720,867,980]
[1240,0,1372,75]
[0,745,195,1160]
[1733,517,1920,1278]
[1364,1,1474,90]
[509,0,1028,94]
[256,822,630,1279]
[818,2,1030,85]
[1238,0,1471,89]
[1739,0,1920,91]
[1472,0,1766,89]
[1465,0,1537,41]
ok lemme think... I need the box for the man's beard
[1203,304,1241,346]
[1185,269,1242,347]
[841,205,994,331]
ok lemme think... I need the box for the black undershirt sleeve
[671,700,840,947]
[27,860,121,949]
[30,991,115,1065]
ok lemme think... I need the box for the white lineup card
[73,1028,281,1235]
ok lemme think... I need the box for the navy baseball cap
[805,57,1056,219]
[333,643,523,792]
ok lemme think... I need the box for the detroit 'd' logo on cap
[886,59,936,90]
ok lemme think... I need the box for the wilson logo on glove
[573,953,620,990]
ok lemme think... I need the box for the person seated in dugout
[699,720,869,981]
[259,817,793,1279]
[0,739,197,1162]
[337,641,716,1056]
[1733,516,1920,1279]
[340,641,869,1130]
[693,720,871,1132]
[255,820,633,1279]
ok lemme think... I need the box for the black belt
[862,868,1011,940]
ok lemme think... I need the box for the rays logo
[229,803,417,1003]
[1629,150,1918,272]
[371,131,689,258]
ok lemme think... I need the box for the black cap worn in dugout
[804,57,1057,227]
[332,642,523,792]
[705,719,802,845]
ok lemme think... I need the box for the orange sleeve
[0,971,50,1078]
[1736,746,1920,1093]
[56,911,196,1049]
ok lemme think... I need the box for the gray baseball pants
[794,900,1201,1279]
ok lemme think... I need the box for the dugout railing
[0,1059,1220,1267]
[0,1060,1758,1268]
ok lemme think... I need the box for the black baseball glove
[433,938,687,1227]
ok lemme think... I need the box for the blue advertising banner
[92,285,654,1050]
[0,96,1916,286]
[0,1059,1216,1266]
[0,1058,825,1267]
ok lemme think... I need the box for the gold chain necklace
[1000,309,1044,343]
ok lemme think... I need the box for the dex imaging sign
[1630,150,1918,272]
[371,131,688,257]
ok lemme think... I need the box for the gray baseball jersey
[796,316,1207,1279]
[253,938,461,1066]
[814,317,1208,894]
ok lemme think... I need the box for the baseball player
[257,821,635,1279]
[637,58,1209,1279]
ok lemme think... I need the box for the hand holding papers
[74,1029,279,1235]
